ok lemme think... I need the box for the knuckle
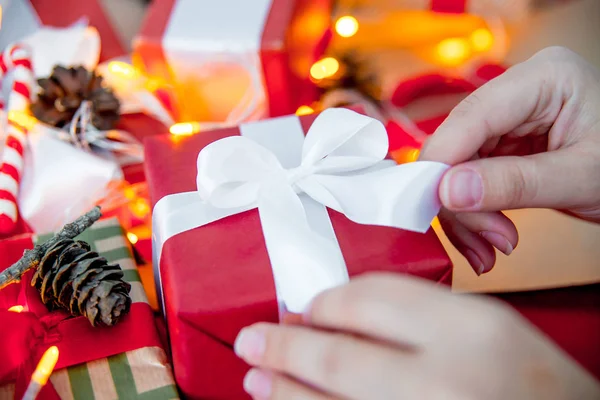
[450,93,482,118]
[494,161,537,208]
[316,336,348,385]
[264,329,297,371]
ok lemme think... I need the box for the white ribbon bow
[153,108,449,314]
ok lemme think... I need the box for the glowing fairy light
[470,28,494,52]
[310,57,340,80]
[335,16,359,38]
[295,105,314,116]
[436,38,471,66]
[169,122,201,136]
[126,232,139,245]
[22,346,60,400]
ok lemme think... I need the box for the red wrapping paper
[134,0,332,120]
[145,111,453,399]
[0,235,162,399]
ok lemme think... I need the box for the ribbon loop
[301,108,388,172]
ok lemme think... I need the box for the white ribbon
[152,108,449,314]
[161,0,270,124]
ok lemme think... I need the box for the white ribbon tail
[257,181,348,316]
[299,161,449,233]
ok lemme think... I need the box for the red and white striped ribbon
[0,44,34,234]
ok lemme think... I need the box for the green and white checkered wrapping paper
[0,218,179,399]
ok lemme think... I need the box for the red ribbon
[0,237,161,399]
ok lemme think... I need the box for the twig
[0,206,102,290]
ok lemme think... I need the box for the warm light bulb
[32,346,59,385]
[295,105,314,116]
[436,38,471,66]
[107,61,139,78]
[130,198,151,219]
[390,147,420,164]
[8,110,37,130]
[310,57,340,80]
[8,305,24,312]
[470,28,494,52]
[170,122,201,136]
[126,232,139,245]
[335,16,359,38]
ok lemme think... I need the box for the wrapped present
[133,0,333,124]
[0,0,125,62]
[146,108,452,398]
[0,217,178,400]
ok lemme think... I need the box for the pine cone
[31,239,132,327]
[31,65,120,130]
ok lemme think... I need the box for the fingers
[243,369,334,400]
[235,322,421,400]
[438,209,496,275]
[418,58,558,165]
[301,273,469,347]
[439,149,599,212]
[454,211,519,256]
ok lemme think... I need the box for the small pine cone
[31,239,132,327]
[31,65,120,130]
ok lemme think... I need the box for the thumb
[439,149,599,212]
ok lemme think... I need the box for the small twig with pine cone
[0,207,132,327]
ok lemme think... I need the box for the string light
[310,57,340,80]
[335,16,359,38]
[22,346,59,400]
[436,38,471,66]
[8,305,24,312]
[130,198,151,219]
[390,147,420,164]
[170,122,201,136]
[295,105,314,116]
[107,61,139,79]
[8,110,37,131]
[470,28,494,52]
[126,232,139,245]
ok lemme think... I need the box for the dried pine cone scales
[31,65,120,130]
[31,239,131,326]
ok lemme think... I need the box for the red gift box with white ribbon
[133,0,332,124]
[145,108,453,399]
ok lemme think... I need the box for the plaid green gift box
[0,218,179,400]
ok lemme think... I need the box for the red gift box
[133,0,332,122]
[145,110,453,399]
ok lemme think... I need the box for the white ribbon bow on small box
[153,108,449,314]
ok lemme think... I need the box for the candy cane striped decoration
[0,44,34,235]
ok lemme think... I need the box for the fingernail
[465,249,485,276]
[243,369,272,398]
[442,169,483,209]
[480,231,513,255]
[234,328,266,364]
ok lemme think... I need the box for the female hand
[234,273,600,399]
[418,46,600,274]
